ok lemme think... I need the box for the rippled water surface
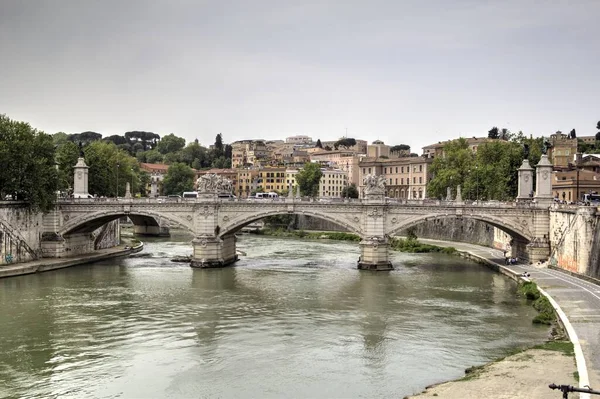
[0,232,548,398]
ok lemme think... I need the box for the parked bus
[182,191,198,199]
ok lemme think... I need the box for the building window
[368,168,372,174]
[413,177,416,184]
[389,178,392,185]
[395,178,398,184]
[419,165,423,172]
[401,167,404,173]
[395,167,398,173]
[419,177,422,184]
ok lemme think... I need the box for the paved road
[420,238,600,389]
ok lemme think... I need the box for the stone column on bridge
[516,159,534,202]
[358,175,393,271]
[73,157,89,197]
[534,154,553,206]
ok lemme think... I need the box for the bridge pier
[358,237,393,271]
[190,234,238,268]
[41,233,95,258]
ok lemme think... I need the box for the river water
[0,232,548,398]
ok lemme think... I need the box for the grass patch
[255,228,361,242]
[518,281,557,325]
[389,237,457,254]
[574,371,580,381]
[532,341,574,356]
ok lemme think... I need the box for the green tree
[212,156,231,169]
[52,132,70,147]
[55,141,80,193]
[488,127,499,139]
[390,144,410,153]
[214,133,224,157]
[181,142,208,168]
[427,138,474,199]
[162,163,195,195]
[69,131,103,146]
[296,162,323,197]
[334,137,356,150]
[84,141,138,197]
[316,139,323,148]
[0,114,58,211]
[157,133,186,154]
[341,183,359,198]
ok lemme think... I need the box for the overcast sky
[1,0,599,151]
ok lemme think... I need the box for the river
[0,232,549,398]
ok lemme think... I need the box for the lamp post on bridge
[116,163,120,198]
[131,167,134,198]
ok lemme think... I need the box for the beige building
[231,140,269,168]
[552,169,600,203]
[358,157,433,199]
[548,131,577,168]
[309,150,362,186]
[236,169,259,198]
[319,169,348,198]
[367,140,390,158]
[285,135,313,144]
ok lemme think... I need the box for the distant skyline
[1,0,599,151]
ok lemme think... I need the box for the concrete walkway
[0,243,143,278]
[419,238,600,395]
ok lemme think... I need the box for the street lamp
[475,165,479,202]
[116,163,120,198]
[131,168,134,197]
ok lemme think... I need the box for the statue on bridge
[196,174,233,194]
[363,174,386,195]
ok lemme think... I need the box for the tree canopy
[426,135,541,201]
[334,137,356,150]
[157,133,186,155]
[0,114,58,211]
[296,162,323,197]
[341,183,359,198]
[162,163,195,195]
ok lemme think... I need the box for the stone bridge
[33,154,556,270]
[43,195,551,270]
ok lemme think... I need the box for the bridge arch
[59,209,194,236]
[385,212,533,243]
[219,209,363,238]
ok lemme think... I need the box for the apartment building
[285,168,348,198]
[256,167,287,192]
[309,150,362,186]
[319,169,348,198]
[231,140,269,168]
[358,156,433,199]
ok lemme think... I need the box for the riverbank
[407,343,578,398]
[0,242,144,278]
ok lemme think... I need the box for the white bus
[182,191,198,199]
[255,192,279,199]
